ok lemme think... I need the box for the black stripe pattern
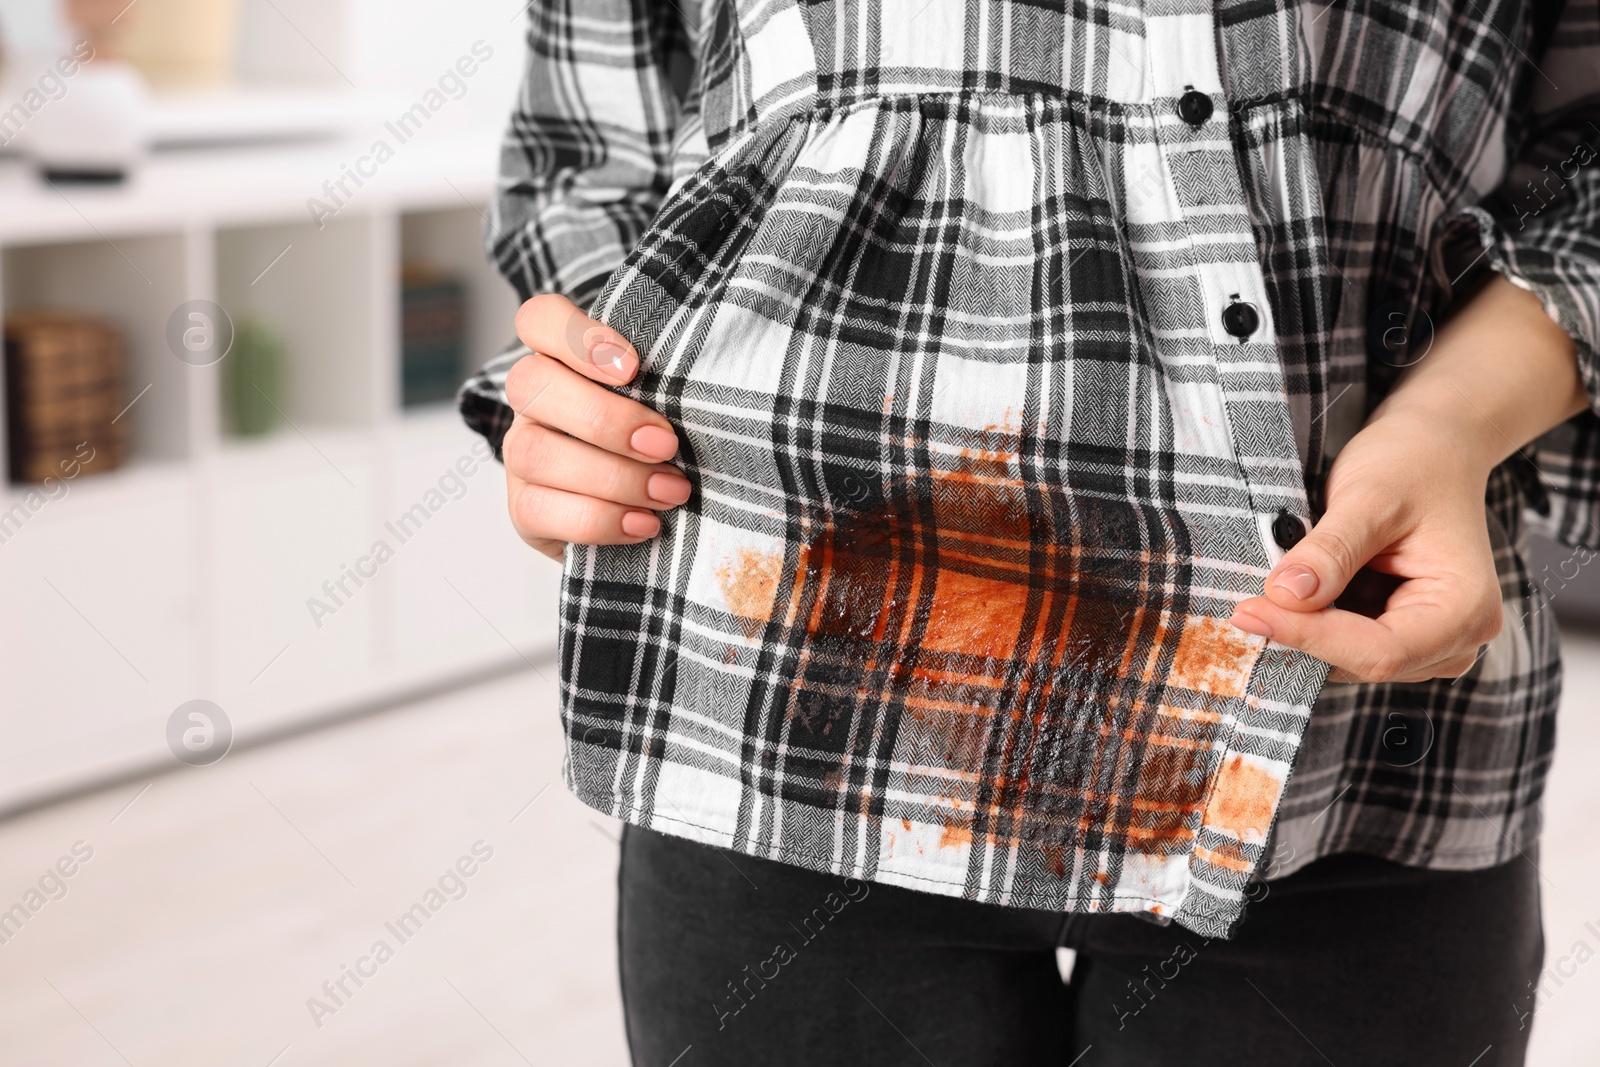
[462,0,1600,936]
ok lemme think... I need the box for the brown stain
[1203,755,1282,842]
[765,425,1267,875]
[1127,740,1212,849]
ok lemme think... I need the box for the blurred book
[401,264,465,407]
[4,312,127,482]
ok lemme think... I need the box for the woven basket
[5,313,128,483]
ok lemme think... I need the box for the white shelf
[143,88,384,148]
[0,123,541,812]
[0,126,502,245]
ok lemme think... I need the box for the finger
[1437,650,1487,679]
[506,354,680,463]
[514,293,640,386]
[507,477,663,547]
[1326,648,1482,684]
[505,420,693,509]
[1262,495,1400,612]
[524,537,567,564]
[1229,593,1472,684]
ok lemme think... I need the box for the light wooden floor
[2,636,1598,1066]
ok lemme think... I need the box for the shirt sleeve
[1447,0,1600,550]
[459,0,699,458]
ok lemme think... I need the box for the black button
[1272,510,1305,551]
[1177,89,1213,126]
[1221,300,1260,340]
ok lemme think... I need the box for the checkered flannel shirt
[461,0,1600,936]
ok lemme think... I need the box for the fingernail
[588,340,637,382]
[1229,610,1274,639]
[630,425,679,461]
[621,510,660,538]
[647,472,692,506]
[1270,564,1319,601]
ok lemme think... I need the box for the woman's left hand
[1227,411,1504,683]
[1228,274,1588,684]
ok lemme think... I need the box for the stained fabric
[461,0,1600,937]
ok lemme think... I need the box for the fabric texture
[461,0,1600,937]
[618,823,1544,1067]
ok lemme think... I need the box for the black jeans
[618,825,1543,1067]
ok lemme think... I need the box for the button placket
[1143,15,1310,568]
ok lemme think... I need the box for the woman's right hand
[502,294,689,561]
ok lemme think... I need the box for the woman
[461,1,1599,1063]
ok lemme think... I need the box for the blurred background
[0,1,1596,1063]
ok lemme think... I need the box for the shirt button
[1222,297,1260,340]
[1272,510,1306,551]
[1177,89,1214,126]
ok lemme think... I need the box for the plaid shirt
[462,0,1600,937]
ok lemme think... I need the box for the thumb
[1262,500,1394,611]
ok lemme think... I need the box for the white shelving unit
[0,128,551,813]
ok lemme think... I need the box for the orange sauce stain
[1129,741,1212,848]
[1203,755,1282,842]
[920,568,1032,659]
[1169,615,1260,698]
[984,408,1021,436]
[927,795,979,850]
[715,548,785,638]
[762,424,1274,877]
[940,823,973,849]
[1194,840,1252,873]
[1139,616,1172,683]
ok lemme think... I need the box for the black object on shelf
[401,266,466,407]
